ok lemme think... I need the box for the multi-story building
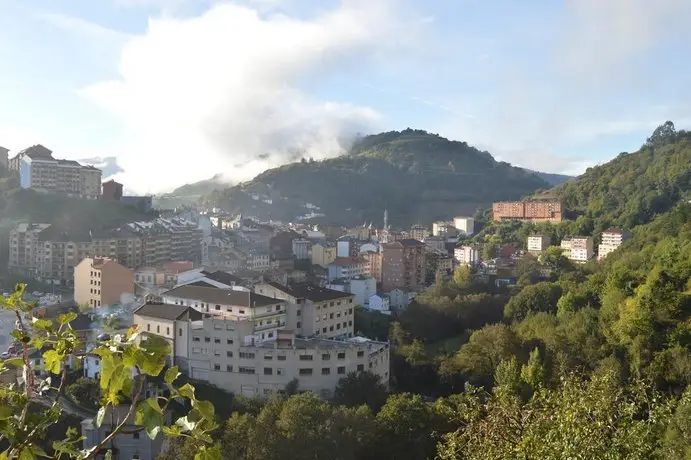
[8,223,52,277]
[134,261,195,294]
[326,276,377,307]
[453,216,475,235]
[311,242,338,267]
[409,224,429,241]
[255,282,355,340]
[454,244,481,266]
[527,234,551,252]
[361,251,382,283]
[74,257,134,308]
[561,236,593,263]
[8,144,53,171]
[0,146,8,169]
[492,201,563,222]
[424,236,447,254]
[292,238,311,260]
[432,221,458,237]
[101,179,123,202]
[380,239,426,291]
[15,145,102,199]
[598,228,630,260]
[326,257,368,282]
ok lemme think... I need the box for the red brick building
[492,200,562,222]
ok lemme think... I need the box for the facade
[8,144,53,171]
[380,239,426,291]
[310,242,337,267]
[18,149,102,199]
[453,216,475,235]
[454,245,481,266]
[0,146,8,169]
[120,195,153,213]
[7,223,52,276]
[424,236,447,254]
[368,293,391,313]
[432,221,458,237]
[326,257,368,282]
[326,276,376,307]
[387,288,414,310]
[292,238,311,260]
[74,257,134,308]
[492,201,563,222]
[409,224,429,241]
[598,228,630,260]
[101,179,123,202]
[527,234,551,252]
[561,236,593,263]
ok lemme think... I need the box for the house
[387,288,415,310]
[326,276,376,307]
[453,216,475,235]
[367,293,391,314]
[454,245,481,266]
[311,242,338,267]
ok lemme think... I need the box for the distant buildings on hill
[492,200,562,222]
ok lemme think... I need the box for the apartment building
[598,228,630,260]
[0,146,8,169]
[527,234,551,252]
[432,221,458,237]
[381,239,426,291]
[424,236,447,254]
[101,179,123,202]
[453,216,475,235]
[492,201,563,222]
[74,257,134,308]
[8,223,52,276]
[8,144,53,171]
[362,251,382,283]
[16,146,102,199]
[326,257,368,282]
[454,245,481,266]
[292,238,311,260]
[561,236,594,263]
[326,276,376,307]
[134,301,388,398]
[311,242,338,267]
[255,282,355,339]
[409,224,429,241]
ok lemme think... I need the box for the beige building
[454,244,481,266]
[362,251,382,283]
[409,225,429,241]
[311,242,338,267]
[74,257,134,308]
[255,282,355,340]
[598,228,629,260]
[8,223,52,277]
[453,216,475,235]
[381,239,426,291]
[561,236,594,263]
[527,234,551,252]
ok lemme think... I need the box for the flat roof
[162,285,279,307]
[265,282,353,302]
[134,302,202,321]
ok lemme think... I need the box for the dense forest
[202,129,549,226]
[162,123,691,459]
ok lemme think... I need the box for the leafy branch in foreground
[0,284,221,460]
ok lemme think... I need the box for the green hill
[203,129,549,226]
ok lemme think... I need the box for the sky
[1,0,691,194]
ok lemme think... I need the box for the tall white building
[453,216,475,235]
[598,228,629,260]
[561,236,593,263]
[432,221,458,237]
[454,245,481,266]
[527,234,551,252]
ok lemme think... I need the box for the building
[326,257,368,282]
[361,251,382,283]
[255,282,355,340]
[292,239,311,260]
[16,146,102,199]
[492,201,563,222]
[7,223,52,277]
[326,276,376,307]
[527,234,551,252]
[101,179,123,202]
[120,195,153,213]
[598,228,630,260]
[380,239,426,291]
[453,216,475,235]
[0,146,8,169]
[311,242,337,267]
[387,288,415,310]
[424,236,447,254]
[561,236,593,263]
[409,224,429,241]
[368,293,391,314]
[454,245,481,266]
[432,221,458,237]
[74,257,134,308]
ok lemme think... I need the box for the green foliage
[333,371,388,413]
[0,285,216,459]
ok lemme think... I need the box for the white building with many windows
[561,236,594,263]
[527,234,551,252]
[598,228,629,260]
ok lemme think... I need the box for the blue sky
[1,0,690,193]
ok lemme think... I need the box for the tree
[0,284,219,460]
[539,246,570,275]
[503,282,563,322]
[452,265,473,290]
[333,371,388,413]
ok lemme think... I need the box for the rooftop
[265,282,353,302]
[254,336,388,352]
[382,238,425,248]
[603,227,625,235]
[134,302,202,321]
[329,257,366,267]
[162,285,279,307]
[200,269,243,286]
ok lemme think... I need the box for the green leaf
[42,349,62,375]
[134,402,164,440]
[145,397,163,414]
[104,449,113,460]
[194,446,223,460]
[178,383,196,401]
[2,357,24,368]
[96,406,106,428]
[193,400,215,421]
[18,447,36,460]
[99,354,116,391]
[162,425,183,437]
[138,336,170,376]
[29,445,49,458]
[31,318,53,332]
[164,366,180,385]
[57,312,78,326]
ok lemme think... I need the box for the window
[214,364,221,371]
[227,351,233,358]
[192,336,200,342]
[348,320,353,326]
[322,353,330,360]
[264,367,273,375]
[156,325,160,333]
[336,324,341,330]
[227,365,233,372]
[179,328,182,337]
[264,353,273,360]
[214,350,221,356]
[166,327,170,335]
[297,309,301,316]
[239,352,255,359]
[147,324,150,331]
[337,366,346,375]
[214,323,222,330]
[275,305,281,311]
[299,368,313,376]
[277,355,286,361]
[357,351,364,357]
[330,313,334,319]
[329,326,334,332]
[337,352,346,360]
[296,321,301,329]
[357,364,364,371]
[227,338,234,345]
[204,337,210,343]
[214,337,221,344]
[238,367,255,374]
[239,309,245,314]
[133,432,140,440]
[216,304,221,310]
[337,312,341,318]
[277,368,285,375]
[330,302,334,307]
[192,347,200,354]
[348,308,353,314]
[323,327,327,333]
[321,368,330,375]
[349,299,353,303]
[299,355,313,361]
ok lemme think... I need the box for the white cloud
[82,0,407,193]
[37,12,131,45]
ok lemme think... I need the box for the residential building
[8,144,53,171]
[255,282,355,339]
[120,195,153,213]
[245,251,271,272]
[561,236,593,263]
[368,293,391,314]
[292,238,311,260]
[8,223,52,276]
[454,245,481,266]
[0,146,8,169]
[326,257,368,282]
[424,236,447,254]
[361,251,382,283]
[598,228,630,260]
[387,288,415,310]
[409,224,429,241]
[310,242,337,267]
[74,257,134,308]
[453,216,475,235]
[492,200,563,222]
[527,234,551,252]
[380,239,426,291]
[134,261,196,293]
[432,221,458,237]
[326,276,376,307]
[101,179,123,202]
[16,147,102,199]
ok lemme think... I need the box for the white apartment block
[18,152,101,200]
[326,276,376,307]
[453,216,475,235]
[432,221,458,237]
[326,257,368,282]
[598,228,630,260]
[561,236,593,263]
[133,292,388,398]
[527,234,551,252]
[454,245,481,266]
